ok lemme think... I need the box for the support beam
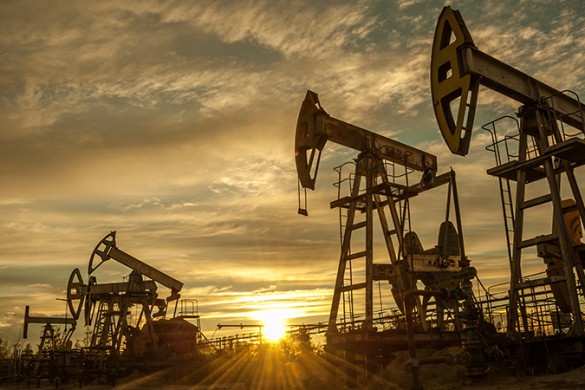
[108,247,183,294]
[81,280,157,295]
[463,47,585,129]
[23,306,77,339]
[318,115,437,173]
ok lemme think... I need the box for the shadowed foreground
[3,345,585,390]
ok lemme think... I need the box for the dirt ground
[3,349,585,390]
[2,369,585,390]
[365,348,585,390]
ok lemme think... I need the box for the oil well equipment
[22,232,203,385]
[295,5,585,389]
[431,4,585,357]
[294,90,492,385]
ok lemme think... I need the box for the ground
[3,347,585,390]
[2,369,585,390]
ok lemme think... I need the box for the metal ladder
[482,117,521,264]
[328,153,406,332]
[334,162,357,328]
[486,100,585,337]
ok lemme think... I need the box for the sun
[255,308,298,343]
[263,318,287,343]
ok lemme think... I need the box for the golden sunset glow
[263,318,287,342]
[255,308,299,343]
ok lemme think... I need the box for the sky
[2,0,585,343]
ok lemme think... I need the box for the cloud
[158,0,375,58]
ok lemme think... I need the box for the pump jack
[295,91,483,382]
[23,232,201,383]
[431,6,585,347]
